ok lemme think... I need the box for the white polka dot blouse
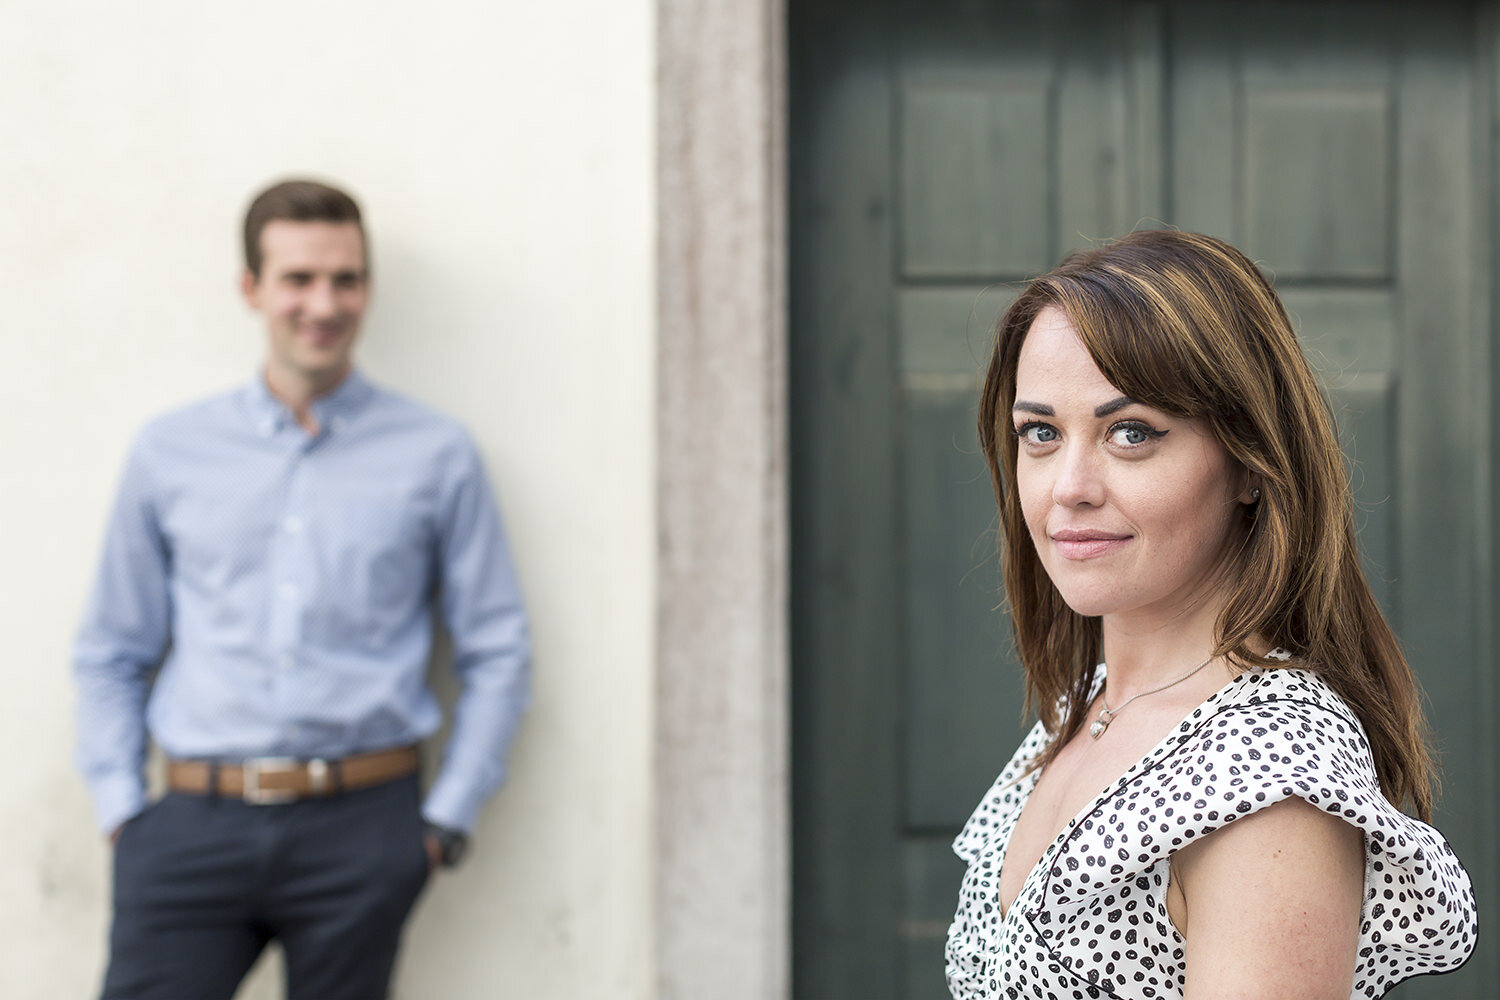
[946,664,1477,999]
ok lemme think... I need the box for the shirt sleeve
[73,435,172,834]
[1035,692,1477,995]
[420,434,532,833]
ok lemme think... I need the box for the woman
[945,230,1476,999]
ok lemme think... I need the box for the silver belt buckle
[242,757,298,804]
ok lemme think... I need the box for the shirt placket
[266,430,319,751]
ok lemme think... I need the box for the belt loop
[208,761,220,799]
[330,759,345,794]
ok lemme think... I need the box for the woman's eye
[1013,422,1058,445]
[1108,421,1165,447]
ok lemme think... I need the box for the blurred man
[74,179,531,1000]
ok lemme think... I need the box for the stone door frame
[656,1,789,998]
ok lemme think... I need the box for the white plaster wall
[0,2,656,997]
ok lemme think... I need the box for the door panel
[1283,287,1401,614]
[898,284,1020,833]
[1242,87,1393,278]
[791,8,903,998]
[899,83,1054,277]
[792,3,1494,998]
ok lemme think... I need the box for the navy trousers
[101,775,431,1000]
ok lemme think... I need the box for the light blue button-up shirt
[75,371,531,835]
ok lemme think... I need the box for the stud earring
[1251,487,1262,502]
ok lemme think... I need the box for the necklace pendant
[1089,712,1110,740]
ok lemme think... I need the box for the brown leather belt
[167,746,419,805]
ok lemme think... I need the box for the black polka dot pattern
[945,664,1477,998]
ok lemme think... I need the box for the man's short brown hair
[242,179,365,278]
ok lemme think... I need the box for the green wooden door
[790,2,1495,998]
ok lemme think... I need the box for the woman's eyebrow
[1012,397,1138,417]
[1094,396,1136,417]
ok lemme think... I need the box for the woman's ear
[1232,466,1263,507]
[1238,477,1263,506]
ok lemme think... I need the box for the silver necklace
[1089,655,1215,739]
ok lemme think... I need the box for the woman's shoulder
[1157,664,1411,863]
[1167,660,1371,767]
[1033,665,1387,901]
[1208,652,1356,714]
[1038,661,1476,991]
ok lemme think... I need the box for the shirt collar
[243,369,374,437]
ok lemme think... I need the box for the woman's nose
[1050,443,1106,508]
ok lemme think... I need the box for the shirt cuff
[89,771,147,836]
[421,774,486,834]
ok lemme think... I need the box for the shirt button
[279,583,298,600]
[276,653,294,670]
[283,515,304,534]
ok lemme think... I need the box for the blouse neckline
[996,662,1276,920]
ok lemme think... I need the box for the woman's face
[1012,307,1251,624]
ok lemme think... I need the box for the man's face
[242,220,369,388]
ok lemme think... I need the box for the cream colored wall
[0,2,656,997]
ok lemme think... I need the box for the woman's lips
[1050,530,1131,559]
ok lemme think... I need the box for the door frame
[655,2,791,999]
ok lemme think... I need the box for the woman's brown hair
[977,229,1436,820]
